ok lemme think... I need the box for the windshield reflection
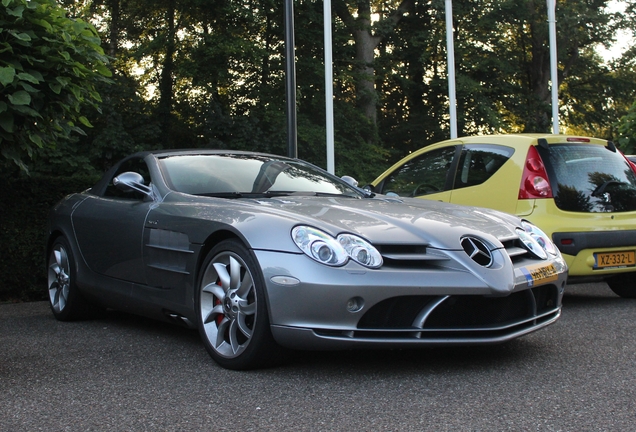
[158,154,362,198]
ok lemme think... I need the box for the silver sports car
[47,150,568,369]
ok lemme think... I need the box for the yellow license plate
[594,251,636,269]
[521,263,558,287]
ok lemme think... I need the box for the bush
[0,174,99,302]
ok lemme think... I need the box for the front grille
[374,234,543,270]
[375,244,449,269]
[500,237,544,264]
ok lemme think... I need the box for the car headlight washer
[292,226,383,268]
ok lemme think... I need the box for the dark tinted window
[453,145,514,190]
[539,144,636,213]
[380,146,457,197]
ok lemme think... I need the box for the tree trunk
[335,0,413,131]
[521,0,552,132]
[353,24,380,125]
[107,0,119,58]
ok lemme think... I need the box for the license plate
[521,263,558,287]
[594,251,636,269]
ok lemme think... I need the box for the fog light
[346,296,364,313]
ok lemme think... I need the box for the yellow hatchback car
[370,134,636,298]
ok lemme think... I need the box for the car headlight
[291,226,383,268]
[519,221,560,258]
[338,234,383,268]
[516,228,547,259]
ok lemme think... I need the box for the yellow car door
[448,144,519,214]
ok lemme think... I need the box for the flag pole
[445,0,458,139]
[547,0,559,134]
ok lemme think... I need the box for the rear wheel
[196,239,281,370]
[47,237,93,320]
[607,273,636,299]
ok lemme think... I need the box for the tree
[333,0,414,133]
[0,0,111,171]
[27,0,635,177]
[377,1,460,159]
[463,0,623,134]
[616,100,636,154]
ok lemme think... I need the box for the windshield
[158,154,362,198]
[538,144,636,213]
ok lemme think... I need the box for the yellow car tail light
[518,146,553,199]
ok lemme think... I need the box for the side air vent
[461,237,493,267]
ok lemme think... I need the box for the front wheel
[47,237,93,320]
[607,273,636,299]
[196,239,281,370]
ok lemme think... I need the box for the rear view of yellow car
[370,134,636,297]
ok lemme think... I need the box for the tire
[196,239,281,370]
[47,237,94,320]
[607,273,636,299]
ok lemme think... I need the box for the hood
[239,195,520,250]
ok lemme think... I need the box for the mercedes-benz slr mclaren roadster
[47,150,568,369]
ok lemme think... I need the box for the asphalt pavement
[1,283,635,431]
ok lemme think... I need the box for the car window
[453,145,515,190]
[158,154,361,197]
[380,146,457,197]
[104,158,151,200]
[538,144,636,213]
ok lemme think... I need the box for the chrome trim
[381,253,449,261]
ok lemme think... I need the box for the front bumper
[254,249,566,350]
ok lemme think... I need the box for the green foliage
[0,0,112,171]
[616,100,636,154]
[17,58,161,175]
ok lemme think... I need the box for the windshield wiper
[197,192,244,198]
[198,191,312,199]
[262,190,313,197]
[313,191,360,198]
[198,190,363,199]
[261,191,360,198]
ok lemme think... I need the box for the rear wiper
[592,180,627,197]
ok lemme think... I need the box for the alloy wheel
[199,251,257,358]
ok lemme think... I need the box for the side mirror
[113,172,152,196]
[341,176,376,198]
[340,175,358,187]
